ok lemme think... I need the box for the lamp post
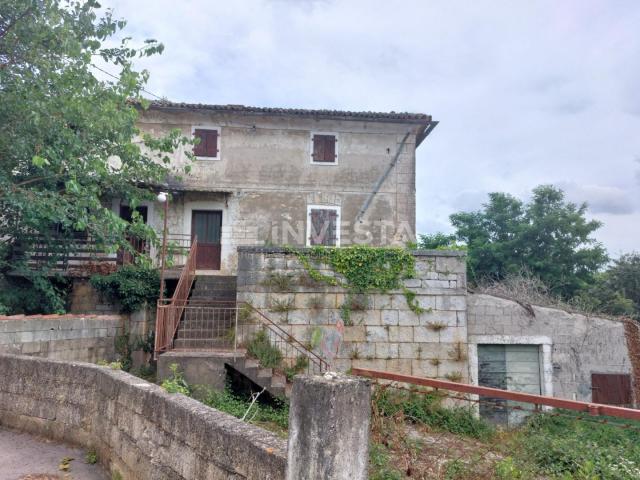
[157,192,169,303]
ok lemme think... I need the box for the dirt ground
[0,427,108,480]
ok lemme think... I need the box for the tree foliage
[0,0,190,272]
[449,185,608,298]
[0,1,192,313]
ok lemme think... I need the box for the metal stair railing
[154,237,198,358]
[165,299,329,375]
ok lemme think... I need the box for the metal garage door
[478,344,542,427]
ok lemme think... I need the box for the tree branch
[0,7,33,41]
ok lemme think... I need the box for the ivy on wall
[288,245,426,323]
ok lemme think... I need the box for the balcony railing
[15,232,193,274]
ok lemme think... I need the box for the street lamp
[157,192,169,303]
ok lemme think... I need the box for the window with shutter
[307,205,340,246]
[310,133,338,164]
[192,127,220,159]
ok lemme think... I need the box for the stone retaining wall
[0,314,123,362]
[237,247,469,381]
[0,354,287,480]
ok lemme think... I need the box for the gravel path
[0,427,109,480]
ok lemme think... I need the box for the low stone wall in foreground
[0,354,287,480]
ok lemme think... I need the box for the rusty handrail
[154,237,198,357]
[352,368,640,422]
[243,302,329,373]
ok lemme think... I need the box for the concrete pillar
[286,372,371,480]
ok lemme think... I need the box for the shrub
[373,386,494,441]
[161,363,190,395]
[196,386,289,433]
[0,274,70,315]
[284,356,309,381]
[90,264,160,313]
[247,329,283,369]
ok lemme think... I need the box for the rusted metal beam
[351,368,640,422]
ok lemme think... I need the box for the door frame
[191,209,222,270]
[183,199,227,271]
[468,335,554,418]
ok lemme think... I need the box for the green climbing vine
[288,245,426,322]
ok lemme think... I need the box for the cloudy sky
[101,0,640,256]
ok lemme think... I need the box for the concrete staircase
[228,355,289,398]
[189,275,237,303]
[169,275,293,397]
[173,275,237,349]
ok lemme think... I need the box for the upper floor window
[307,205,340,246]
[311,133,338,164]
[193,127,220,160]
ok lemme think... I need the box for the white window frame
[309,131,339,165]
[306,204,341,247]
[191,125,221,161]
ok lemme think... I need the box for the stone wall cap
[0,314,123,321]
[237,246,466,257]
[411,249,467,257]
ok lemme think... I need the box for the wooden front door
[591,373,632,406]
[192,210,222,270]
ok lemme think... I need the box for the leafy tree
[417,232,458,250]
[450,185,608,298]
[575,254,640,318]
[607,253,640,314]
[0,1,191,312]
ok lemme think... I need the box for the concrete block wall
[467,293,635,403]
[0,314,123,362]
[236,247,469,381]
[0,354,287,480]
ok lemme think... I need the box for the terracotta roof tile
[145,100,432,123]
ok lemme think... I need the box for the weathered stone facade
[130,104,434,274]
[236,247,469,382]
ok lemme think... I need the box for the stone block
[412,359,439,378]
[375,343,399,359]
[398,310,421,327]
[372,294,393,310]
[384,359,412,375]
[388,326,413,343]
[420,310,458,327]
[343,326,366,342]
[402,278,421,288]
[413,326,440,343]
[435,256,466,274]
[381,310,399,326]
[366,326,388,342]
[436,295,466,311]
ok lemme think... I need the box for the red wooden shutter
[313,135,336,163]
[324,135,336,162]
[193,129,218,157]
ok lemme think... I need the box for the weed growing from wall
[288,245,426,322]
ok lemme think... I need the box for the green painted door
[478,344,542,427]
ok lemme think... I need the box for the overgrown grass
[195,386,289,436]
[505,411,640,479]
[373,386,494,441]
[247,329,283,368]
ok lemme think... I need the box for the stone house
[126,102,437,275]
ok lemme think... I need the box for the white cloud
[101,0,640,253]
